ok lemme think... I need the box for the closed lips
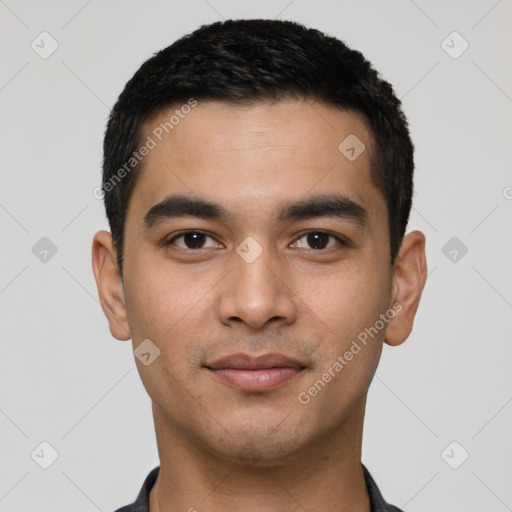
[205,353,307,392]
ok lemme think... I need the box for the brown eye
[292,231,345,250]
[167,231,219,249]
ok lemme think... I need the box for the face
[94,99,424,465]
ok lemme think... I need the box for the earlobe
[91,230,131,341]
[385,230,427,347]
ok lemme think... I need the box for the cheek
[123,255,219,362]
[296,262,391,349]
[123,264,212,407]
[294,265,390,420]
[123,261,188,341]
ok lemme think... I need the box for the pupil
[307,232,328,249]
[185,232,205,248]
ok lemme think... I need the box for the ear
[91,230,131,341]
[385,230,427,347]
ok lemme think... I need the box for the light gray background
[1,1,511,511]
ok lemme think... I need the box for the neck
[149,404,371,512]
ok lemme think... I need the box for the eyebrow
[144,195,229,227]
[278,194,367,225]
[143,193,368,228]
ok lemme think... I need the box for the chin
[214,438,304,468]
[203,417,315,468]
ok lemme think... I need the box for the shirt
[113,464,403,512]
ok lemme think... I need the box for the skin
[92,99,427,512]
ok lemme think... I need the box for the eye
[291,231,346,250]
[166,231,221,250]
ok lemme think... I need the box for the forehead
[128,99,385,228]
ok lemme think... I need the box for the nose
[217,244,298,331]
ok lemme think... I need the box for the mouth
[204,353,307,392]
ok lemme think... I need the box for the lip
[205,353,306,392]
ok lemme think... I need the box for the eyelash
[165,230,349,251]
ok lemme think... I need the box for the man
[92,19,427,512]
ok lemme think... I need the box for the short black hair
[102,18,414,273]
